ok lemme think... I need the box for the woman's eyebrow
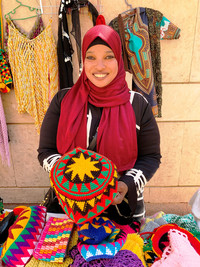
[86,50,113,54]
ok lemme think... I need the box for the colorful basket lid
[50,147,119,224]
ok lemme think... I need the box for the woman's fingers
[112,181,128,205]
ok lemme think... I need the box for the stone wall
[1,0,200,207]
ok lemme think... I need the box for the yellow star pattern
[65,153,100,182]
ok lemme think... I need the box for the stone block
[157,84,200,121]
[144,186,199,203]
[190,2,200,82]
[0,188,49,204]
[179,122,200,185]
[8,124,50,187]
[1,91,34,124]
[148,122,183,186]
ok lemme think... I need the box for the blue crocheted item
[78,217,116,245]
[78,228,127,261]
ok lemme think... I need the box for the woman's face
[84,44,118,87]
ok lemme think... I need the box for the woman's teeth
[94,73,107,78]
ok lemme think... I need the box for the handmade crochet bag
[77,216,116,244]
[33,217,74,263]
[77,227,127,261]
[50,147,119,224]
[152,229,200,267]
[1,206,46,267]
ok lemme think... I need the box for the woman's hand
[112,181,128,205]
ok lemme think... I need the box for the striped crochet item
[2,206,46,267]
[33,217,74,263]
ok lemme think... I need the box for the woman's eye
[85,56,95,60]
[105,55,115,59]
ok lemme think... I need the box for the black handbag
[40,187,64,213]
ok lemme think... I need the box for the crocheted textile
[26,225,79,267]
[4,16,45,65]
[122,233,146,267]
[0,50,12,93]
[152,229,200,267]
[142,223,200,266]
[50,147,118,224]
[143,238,158,267]
[0,94,10,165]
[0,210,9,221]
[78,228,127,261]
[163,213,200,240]
[0,1,12,93]
[140,211,166,231]
[7,19,58,133]
[69,246,144,267]
[77,216,116,244]
[140,218,168,239]
[151,224,200,258]
[2,206,46,267]
[33,217,74,262]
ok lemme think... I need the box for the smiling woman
[38,24,161,228]
[84,43,118,88]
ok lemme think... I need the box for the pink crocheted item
[152,229,200,267]
[113,222,136,234]
[33,217,74,262]
[0,95,10,166]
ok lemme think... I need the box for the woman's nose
[96,59,105,69]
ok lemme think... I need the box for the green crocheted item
[0,198,3,214]
[163,213,200,241]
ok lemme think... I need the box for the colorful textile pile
[142,222,200,266]
[1,206,46,267]
[33,217,74,263]
[50,147,118,224]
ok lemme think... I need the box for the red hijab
[57,25,137,172]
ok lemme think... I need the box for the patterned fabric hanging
[109,7,181,117]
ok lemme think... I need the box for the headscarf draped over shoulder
[57,25,137,172]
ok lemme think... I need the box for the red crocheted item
[50,147,118,224]
[151,223,200,258]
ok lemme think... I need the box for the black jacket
[38,88,161,224]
